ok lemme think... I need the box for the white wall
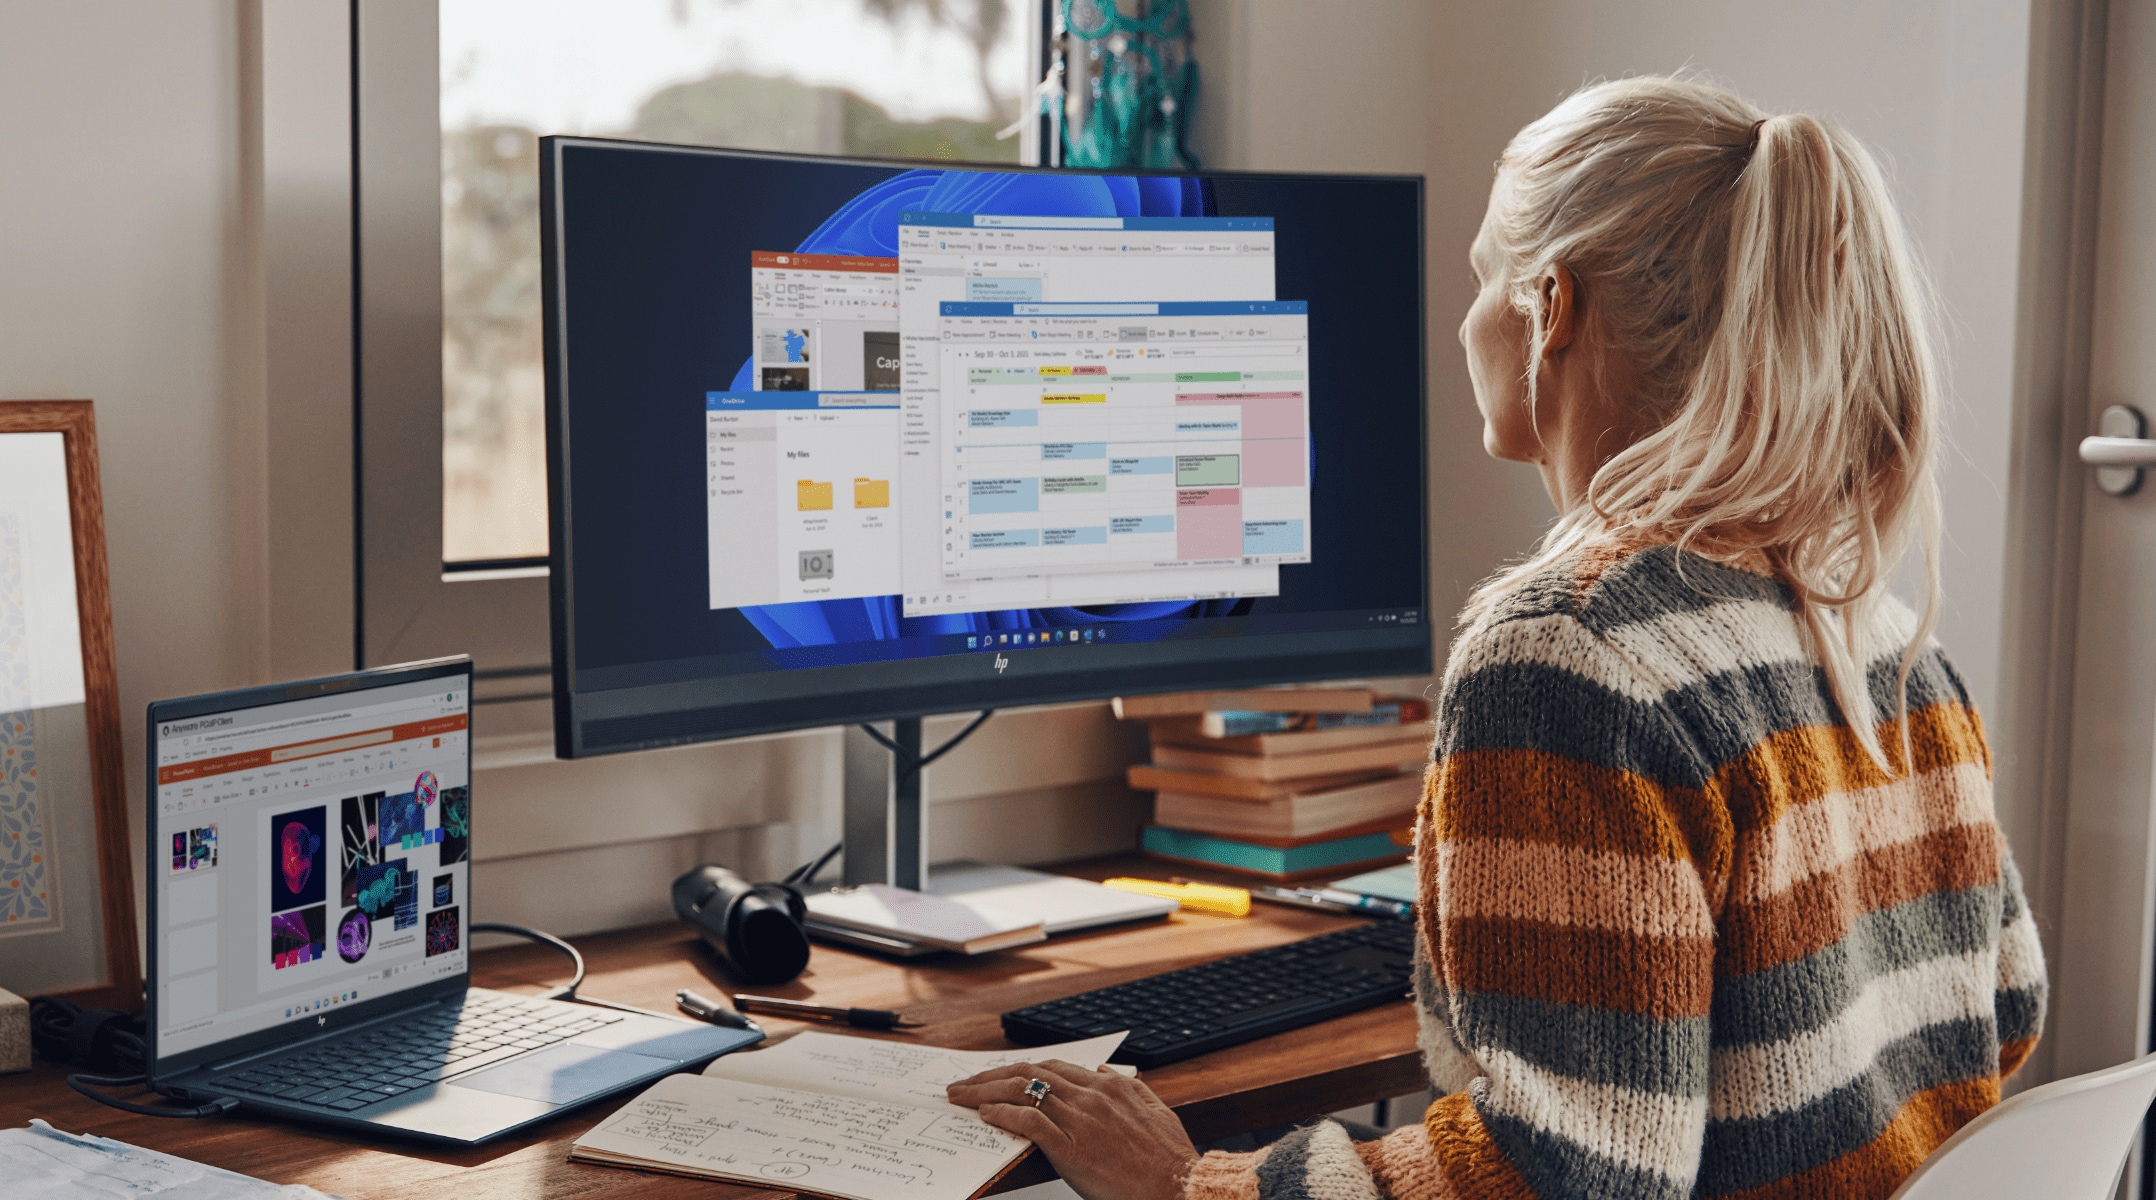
[0,0,266,945]
[1194,0,2032,752]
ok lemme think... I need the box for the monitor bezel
[541,138,1431,757]
[145,655,474,1082]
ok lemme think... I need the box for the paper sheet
[576,1032,1125,1200]
[0,1121,336,1199]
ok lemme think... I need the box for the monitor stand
[834,720,1177,947]
[840,719,935,890]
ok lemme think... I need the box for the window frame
[351,0,1050,681]
[354,0,548,678]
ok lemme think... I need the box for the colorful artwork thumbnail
[340,793,381,906]
[271,905,325,969]
[354,858,408,922]
[170,824,217,874]
[376,791,424,847]
[270,806,326,912]
[337,907,369,964]
[439,786,469,866]
[425,906,460,958]
[393,869,419,931]
[432,873,452,908]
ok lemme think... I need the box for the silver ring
[1022,1077,1051,1107]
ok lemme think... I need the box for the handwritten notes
[705,1030,1129,1108]
[571,1032,1127,1200]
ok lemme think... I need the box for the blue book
[1141,824,1409,879]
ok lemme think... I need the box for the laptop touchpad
[452,1043,671,1105]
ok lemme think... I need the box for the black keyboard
[1001,918,1415,1069]
[205,991,623,1112]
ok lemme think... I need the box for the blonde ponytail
[1466,77,1943,770]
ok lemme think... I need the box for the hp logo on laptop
[317,1015,327,1027]
[993,654,1008,674]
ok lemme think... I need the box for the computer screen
[542,142,1430,755]
[147,662,471,1069]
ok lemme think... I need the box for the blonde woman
[948,75,2048,1200]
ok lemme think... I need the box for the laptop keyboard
[209,992,625,1112]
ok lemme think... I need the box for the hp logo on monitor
[993,654,1008,674]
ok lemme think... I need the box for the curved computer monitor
[540,139,1430,756]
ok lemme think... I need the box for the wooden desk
[0,857,1421,1198]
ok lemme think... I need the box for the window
[438,0,1034,564]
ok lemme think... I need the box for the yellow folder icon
[796,480,834,511]
[853,478,891,508]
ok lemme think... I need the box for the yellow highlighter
[1102,877,1252,917]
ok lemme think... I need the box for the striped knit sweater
[1184,542,2046,1200]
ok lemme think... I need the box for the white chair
[1889,1051,2156,1199]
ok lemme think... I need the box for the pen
[730,993,924,1031]
[1307,888,1415,920]
[676,987,762,1032]
[1249,885,1415,919]
[1247,885,1360,915]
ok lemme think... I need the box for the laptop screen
[151,672,471,1060]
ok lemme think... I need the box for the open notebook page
[703,1030,1129,1106]
[572,1032,1126,1200]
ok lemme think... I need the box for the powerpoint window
[749,252,899,392]
[925,301,1312,617]
[896,213,1277,613]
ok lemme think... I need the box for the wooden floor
[0,857,1422,1198]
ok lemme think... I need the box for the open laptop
[145,657,762,1145]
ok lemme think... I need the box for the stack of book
[1113,687,1431,880]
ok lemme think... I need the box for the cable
[471,921,584,1001]
[790,713,990,888]
[33,996,239,1118]
[66,1072,239,1118]
[857,709,995,774]
[786,841,844,887]
[468,921,677,1022]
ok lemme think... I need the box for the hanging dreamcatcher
[1006,0,1198,170]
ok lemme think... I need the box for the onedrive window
[705,392,902,609]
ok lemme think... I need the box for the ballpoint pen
[676,987,763,1032]
[1249,884,1414,919]
[730,993,924,1031]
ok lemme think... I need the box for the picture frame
[0,400,139,1009]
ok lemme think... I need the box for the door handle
[2083,405,2151,496]
[2079,437,2156,466]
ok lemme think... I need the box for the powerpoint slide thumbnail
[170,824,217,874]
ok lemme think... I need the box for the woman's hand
[948,1059,1199,1200]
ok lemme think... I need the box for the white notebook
[806,884,1045,953]
[571,1030,1127,1200]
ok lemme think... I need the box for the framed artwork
[0,400,139,1009]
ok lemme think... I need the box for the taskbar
[574,606,1423,695]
